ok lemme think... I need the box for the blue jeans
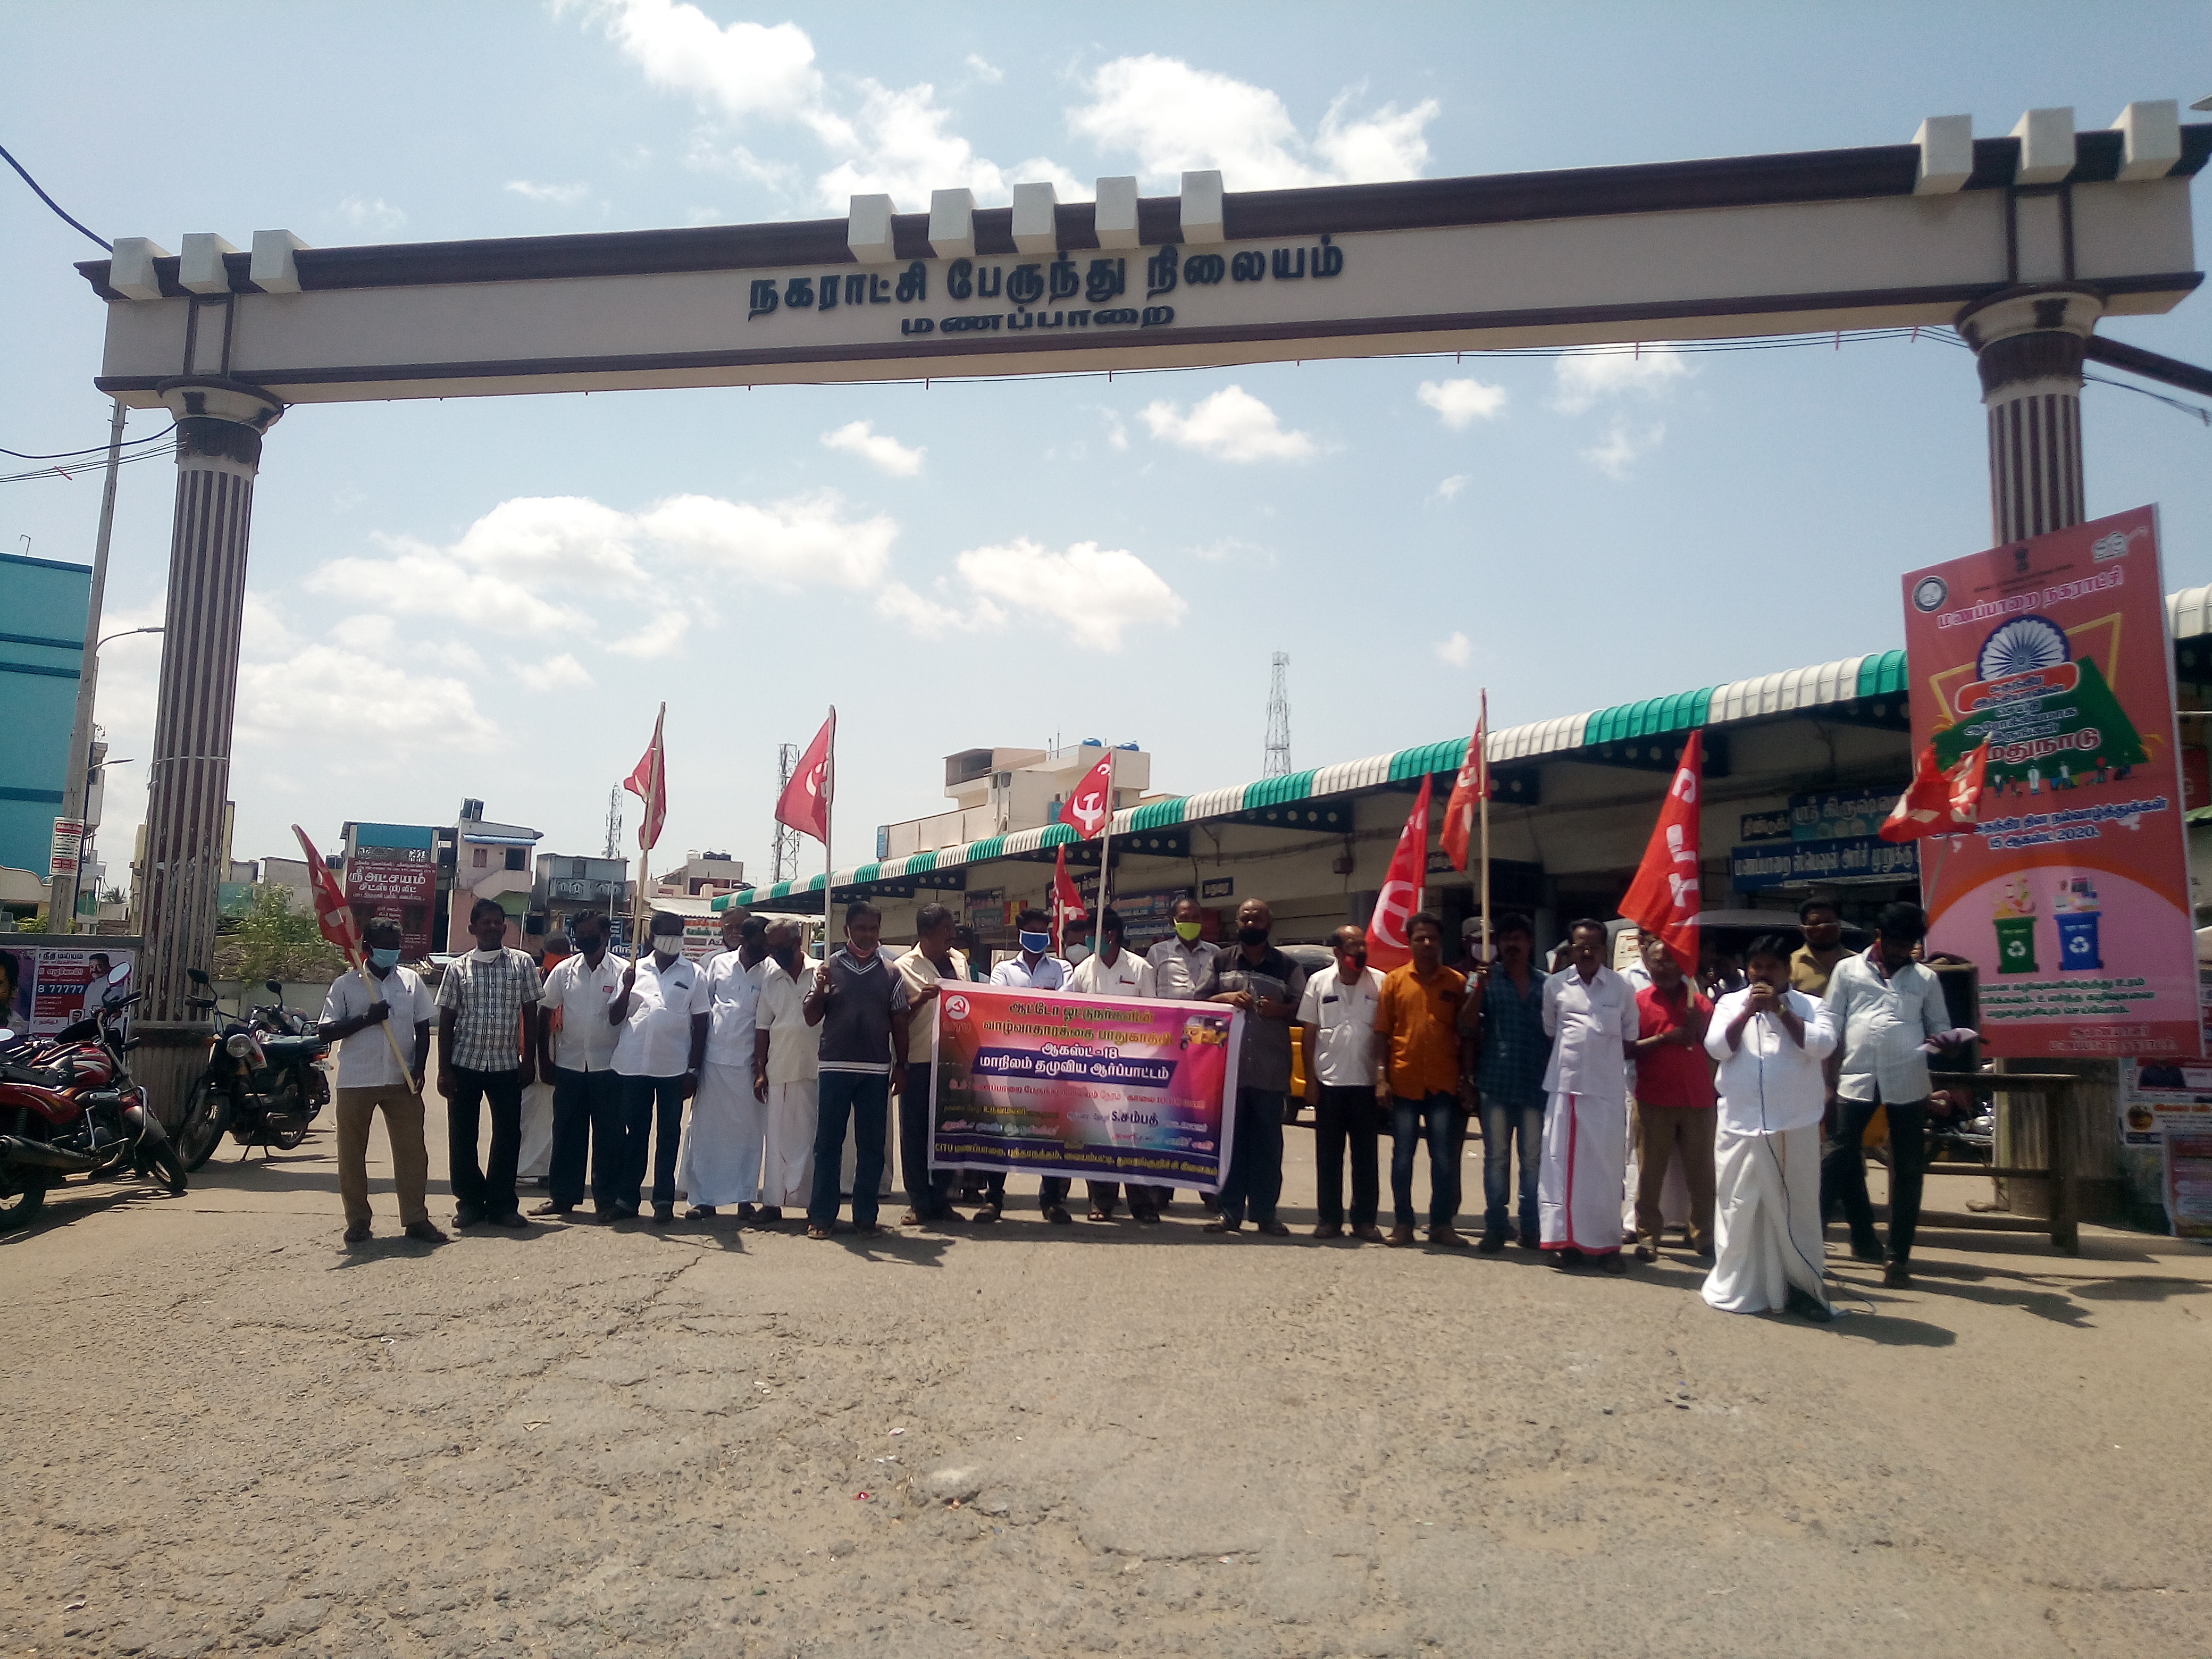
[810,1071,891,1228]
[551,1066,623,1209]
[1481,1097,1544,1241]
[617,1074,685,1210]
[1218,1088,1286,1226]
[1391,1093,1462,1229]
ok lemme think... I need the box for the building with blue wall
[0,551,93,879]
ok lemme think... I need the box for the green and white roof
[723,599,2210,909]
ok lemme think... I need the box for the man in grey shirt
[1195,898,1308,1237]
[802,900,911,1240]
[1820,900,1960,1288]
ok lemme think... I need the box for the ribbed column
[135,377,282,1119]
[1956,286,2103,543]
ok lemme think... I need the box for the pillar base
[132,1021,215,1128]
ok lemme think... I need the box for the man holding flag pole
[300,825,445,1247]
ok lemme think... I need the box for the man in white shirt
[607,911,707,1224]
[1538,917,1641,1272]
[1297,924,1385,1242]
[1820,900,1961,1288]
[894,903,969,1227]
[679,914,771,1220]
[318,922,443,1246]
[751,920,819,1225]
[533,910,628,1220]
[1142,892,1219,1213]
[1068,907,1161,1222]
[1703,934,1839,1321]
[990,906,1078,1224]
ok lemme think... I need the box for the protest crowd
[324,876,1962,1327]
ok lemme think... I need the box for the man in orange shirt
[1373,911,1474,1249]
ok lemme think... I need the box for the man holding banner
[1197,899,1307,1238]
[991,908,1078,1224]
[1069,907,1159,1222]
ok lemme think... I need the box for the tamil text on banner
[1900,505,2199,1058]
[930,983,1242,1191]
[1,940,140,1038]
[345,844,437,961]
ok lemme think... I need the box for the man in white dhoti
[678,914,771,1220]
[750,921,819,1225]
[1702,934,1838,1322]
[1539,919,1640,1273]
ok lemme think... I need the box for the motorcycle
[173,969,332,1171]
[0,961,186,1230]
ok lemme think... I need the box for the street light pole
[49,399,128,934]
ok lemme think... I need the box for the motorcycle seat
[259,1035,328,1060]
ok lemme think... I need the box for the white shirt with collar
[696,948,768,1068]
[1541,964,1640,1103]
[1705,987,1838,1137]
[539,949,628,1073]
[1824,946,1950,1104]
[321,965,434,1090]
[1069,946,1156,999]
[610,950,703,1078]
[755,959,819,1085]
[1145,935,1218,1000]
[1296,961,1385,1087]
[895,945,969,1063]
[990,952,1073,990]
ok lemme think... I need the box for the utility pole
[48,399,127,933]
[1263,651,1293,778]
[773,742,800,883]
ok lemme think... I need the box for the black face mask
[1237,925,1270,947]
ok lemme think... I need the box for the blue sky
[5,2,2210,886]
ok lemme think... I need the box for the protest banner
[930,982,1242,1191]
[1900,505,2199,1059]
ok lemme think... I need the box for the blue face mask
[369,946,401,970]
[1019,930,1052,954]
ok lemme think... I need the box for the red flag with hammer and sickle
[1619,731,1705,975]
[775,710,835,845]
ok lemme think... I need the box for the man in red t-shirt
[1630,932,1717,1260]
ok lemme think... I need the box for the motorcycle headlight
[225,1033,256,1057]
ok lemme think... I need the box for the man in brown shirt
[1789,898,1847,998]
[1372,911,1474,1249]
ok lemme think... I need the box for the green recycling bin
[1993,915,2038,975]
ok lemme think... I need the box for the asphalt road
[4,1096,2209,1659]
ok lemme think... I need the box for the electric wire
[0,440,176,486]
[0,139,111,250]
[1,425,176,460]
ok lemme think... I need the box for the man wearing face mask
[990,906,1078,1224]
[1069,907,1159,1223]
[437,898,544,1229]
[534,909,628,1220]
[1144,892,1219,1214]
[752,920,820,1225]
[320,921,443,1245]
[803,900,912,1239]
[1196,898,1308,1237]
[607,911,707,1224]
[678,912,772,1220]
[1298,924,1386,1241]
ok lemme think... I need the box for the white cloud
[237,641,496,751]
[1583,420,1667,479]
[451,496,646,586]
[639,490,897,589]
[591,1,1076,209]
[1068,56,1437,189]
[1417,378,1508,429]
[1141,386,1317,464]
[951,538,1185,650]
[1101,409,1129,451]
[1188,536,1274,565]
[308,539,592,635]
[874,580,995,636]
[607,609,693,658]
[1435,631,1472,667]
[334,195,406,233]
[1551,347,1693,415]
[512,652,596,691]
[820,419,925,478]
[964,54,1004,85]
[505,180,592,205]
[1431,474,1469,502]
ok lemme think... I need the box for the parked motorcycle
[173,969,332,1170]
[0,961,186,1230]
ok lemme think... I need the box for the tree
[218,885,345,987]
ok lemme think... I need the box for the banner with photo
[929,983,1242,1191]
[0,937,140,1038]
[1900,506,2199,1059]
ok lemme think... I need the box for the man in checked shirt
[437,898,544,1230]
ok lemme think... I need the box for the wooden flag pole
[821,706,837,953]
[633,702,665,954]
[294,826,416,1094]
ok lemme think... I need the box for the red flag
[291,825,362,957]
[775,710,835,845]
[1051,844,1088,951]
[1367,774,1434,973]
[1619,731,1704,975]
[1058,752,1116,839]
[1439,690,1490,872]
[1881,738,1988,842]
[623,705,668,852]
